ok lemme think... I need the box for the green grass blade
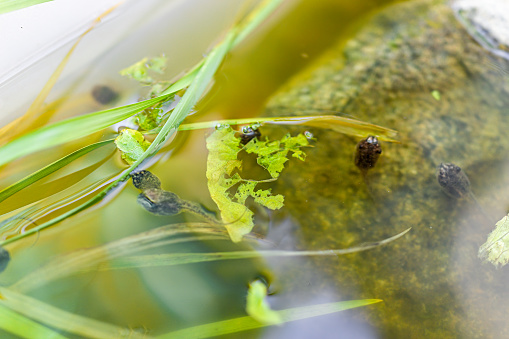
[178,115,399,142]
[0,0,53,14]
[159,299,382,339]
[0,139,114,204]
[97,228,411,270]
[0,96,168,167]
[0,287,146,339]
[232,0,284,48]
[0,303,68,339]
[11,224,232,292]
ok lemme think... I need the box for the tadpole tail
[361,172,376,204]
[469,192,492,226]
[182,201,222,225]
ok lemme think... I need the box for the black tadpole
[240,126,261,145]
[91,85,118,105]
[436,163,471,199]
[355,135,382,174]
[436,162,490,222]
[131,170,219,223]
[0,247,10,273]
[355,136,382,200]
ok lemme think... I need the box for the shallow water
[3,0,509,338]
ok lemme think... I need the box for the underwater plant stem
[180,201,221,225]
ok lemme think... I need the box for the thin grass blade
[0,287,147,339]
[179,115,399,142]
[159,299,382,339]
[0,139,114,204]
[95,228,411,270]
[11,224,233,292]
[0,0,53,14]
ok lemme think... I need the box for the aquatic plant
[206,126,308,242]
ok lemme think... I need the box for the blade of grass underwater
[96,228,411,270]
[0,149,114,214]
[0,4,118,144]
[0,0,283,247]
[0,303,68,339]
[11,224,234,292]
[0,0,53,14]
[159,299,382,339]
[178,115,399,142]
[0,139,114,205]
[0,287,147,339]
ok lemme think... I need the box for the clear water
[3,0,509,338]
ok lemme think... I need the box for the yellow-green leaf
[246,280,282,325]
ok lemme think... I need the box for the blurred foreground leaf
[0,0,53,15]
[246,280,282,325]
[0,303,67,339]
[159,299,382,339]
[0,287,145,338]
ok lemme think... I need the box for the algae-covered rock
[265,0,509,337]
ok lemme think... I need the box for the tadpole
[91,85,118,105]
[0,247,10,273]
[240,126,261,145]
[436,163,489,221]
[355,135,382,199]
[131,170,219,223]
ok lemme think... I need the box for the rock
[265,0,509,337]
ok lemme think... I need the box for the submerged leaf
[206,127,306,242]
[206,127,253,242]
[119,55,167,84]
[245,133,309,178]
[479,214,509,267]
[246,280,282,325]
[114,129,151,165]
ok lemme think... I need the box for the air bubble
[304,131,314,139]
[215,123,230,130]
[250,122,261,130]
